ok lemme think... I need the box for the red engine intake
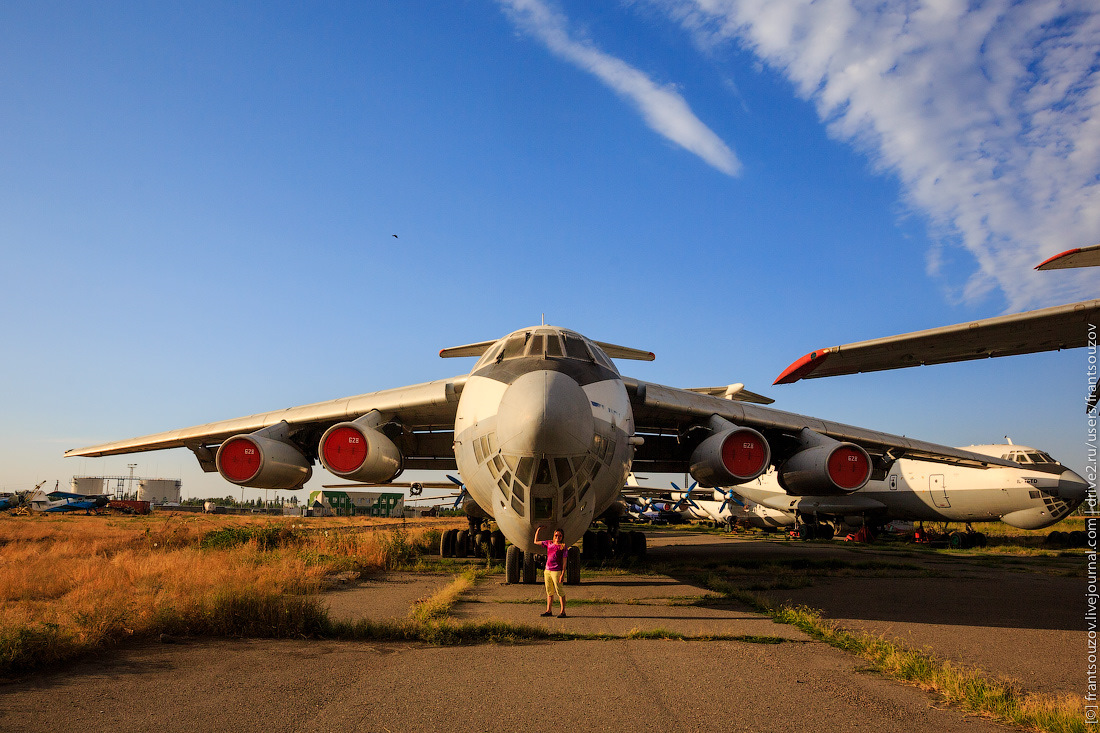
[318,421,403,483]
[216,433,312,489]
[689,426,771,487]
[778,439,871,495]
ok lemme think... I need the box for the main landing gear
[504,544,581,586]
[439,517,506,561]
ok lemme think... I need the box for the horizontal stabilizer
[686,383,774,405]
[439,340,496,358]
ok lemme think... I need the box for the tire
[595,531,611,562]
[522,550,537,584]
[491,531,506,560]
[973,532,987,548]
[455,529,469,558]
[505,545,521,584]
[949,531,967,549]
[630,531,647,559]
[565,546,580,585]
[440,529,451,557]
[799,524,815,541]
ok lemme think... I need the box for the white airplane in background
[67,325,1087,584]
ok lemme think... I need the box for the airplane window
[1028,451,1056,464]
[515,456,535,487]
[473,439,484,465]
[1015,453,1032,464]
[503,454,519,473]
[562,494,576,517]
[590,346,615,370]
[487,433,497,454]
[501,336,527,360]
[511,495,524,517]
[533,497,554,521]
[563,335,592,361]
[527,335,545,356]
[554,457,573,485]
[545,335,563,357]
[492,455,506,474]
[535,459,552,485]
[498,477,512,498]
[512,482,525,502]
[578,481,590,500]
[476,342,505,369]
[501,470,512,486]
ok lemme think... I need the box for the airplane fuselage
[732,445,1083,530]
[452,328,634,552]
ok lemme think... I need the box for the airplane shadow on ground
[650,549,1084,632]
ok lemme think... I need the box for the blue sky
[1,0,1097,498]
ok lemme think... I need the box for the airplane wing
[65,376,467,471]
[624,377,1020,474]
[773,299,1100,384]
[1035,243,1100,270]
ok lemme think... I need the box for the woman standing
[534,526,568,618]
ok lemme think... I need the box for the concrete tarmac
[0,529,1083,732]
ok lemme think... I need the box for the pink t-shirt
[540,540,567,571]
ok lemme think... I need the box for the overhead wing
[773,299,1100,385]
[624,377,1019,474]
[685,383,774,405]
[65,376,468,471]
[1035,244,1100,270]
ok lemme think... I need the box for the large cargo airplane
[66,325,1087,582]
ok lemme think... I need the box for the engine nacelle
[216,433,312,489]
[318,420,403,483]
[689,426,771,487]
[777,435,871,496]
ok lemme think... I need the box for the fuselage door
[930,474,950,508]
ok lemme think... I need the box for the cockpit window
[526,334,545,357]
[545,334,563,357]
[1027,451,1056,464]
[562,334,592,361]
[501,334,528,360]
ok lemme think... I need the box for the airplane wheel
[505,545,521,584]
[473,531,488,557]
[565,546,580,585]
[455,529,469,557]
[491,531,506,560]
[799,524,815,541]
[631,531,647,559]
[440,529,455,557]
[949,531,967,549]
[522,550,537,584]
[595,531,611,562]
[815,523,834,540]
[972,532,988,548]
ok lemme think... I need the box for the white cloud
[497,0,742,176]
[654,0,1100,309]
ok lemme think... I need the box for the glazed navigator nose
[495,370,594,456]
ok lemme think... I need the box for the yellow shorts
[544,569,565,599]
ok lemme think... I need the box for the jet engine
[689,423,771,487]
[216,423,312,489]
[318,415,403,483]
[777,429,871,495]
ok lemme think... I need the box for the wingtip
[1035,248,1081,270]
[774,348,831,385]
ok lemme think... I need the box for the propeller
[670,481,699,511]
[446,475,468,509]
[715,487,744,515]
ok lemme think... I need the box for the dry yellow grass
[0,512,462,672]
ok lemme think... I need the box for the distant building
[308,490,404,518]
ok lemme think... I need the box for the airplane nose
[496,370,594,456]
[1057,468,1089,502]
